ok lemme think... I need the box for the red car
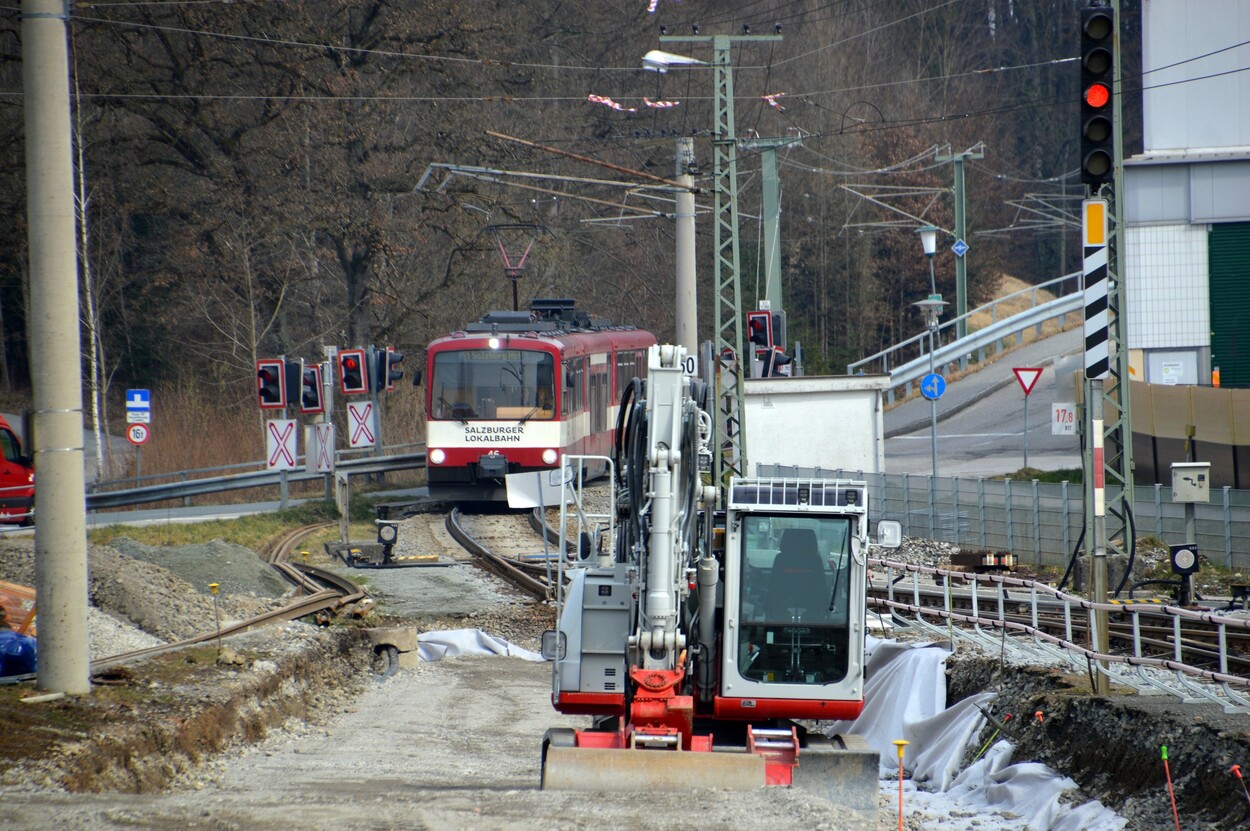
[0,414,34,526]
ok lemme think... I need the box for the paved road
[884,328,1084,477]
[3,411,129,486]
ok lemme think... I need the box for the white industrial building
[1124,0,1250,388]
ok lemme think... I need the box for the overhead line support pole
[675,137,698,354]
[660,31,781,488]
[24,0,91,695]
[738,135,804,315]
[934,145,984,342]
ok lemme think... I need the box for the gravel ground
[2,520,1249,830]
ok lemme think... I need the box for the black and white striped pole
[1083,197,1111,694]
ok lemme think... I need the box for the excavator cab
[716,478,872,721]
[737,523,851,685]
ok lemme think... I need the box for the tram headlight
[488,337,501,350]
[429,448,446,465]
[542,448,558,465]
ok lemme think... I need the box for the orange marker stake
[892,739,909,831]
[1162,746,1180,831]
[1233,764,1250,806]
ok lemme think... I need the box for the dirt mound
[0,537,288,647]
[106,536,291,600]
[947,652,1250,830]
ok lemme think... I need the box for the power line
[773,0,964,67]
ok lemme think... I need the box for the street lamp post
[915,298,946,480]
[914,225,944,480]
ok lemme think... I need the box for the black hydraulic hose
[1112,502,1137,598]
[1058,528,1086,593]
[613,378,641,487]
[1128,577,1181,600]
[613,377,648,565]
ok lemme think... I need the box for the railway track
[90,523,365,673]
[870,567,1250,655]
[870,559,1250,695]
[444,507,553,601]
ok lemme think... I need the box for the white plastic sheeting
[830,637,1126,831]
[416,628,544,662]
[417,629,1127,829]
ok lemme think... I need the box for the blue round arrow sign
[921,372,946,400]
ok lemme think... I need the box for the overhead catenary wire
[8,6,1241,156]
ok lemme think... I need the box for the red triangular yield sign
[1013,367,1043,396]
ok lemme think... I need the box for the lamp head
[642,49,707,73]
[913,295,947,329]
[916,224,939,257]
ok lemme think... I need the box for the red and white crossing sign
[266,419,297,470]
[305,423,335,473]
[126,423,150,446]
[1013,367,1043,396]
[348,401,375,448]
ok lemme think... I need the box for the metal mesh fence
[760,465,1250,572]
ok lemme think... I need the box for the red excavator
[540,344,900,820]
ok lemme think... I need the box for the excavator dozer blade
[541,746,767,791]
[792,734,880,825]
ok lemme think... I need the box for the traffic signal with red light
[299,360,324,414]
[747,310,772,349]
[338,348,368,394]
[257,359,286,409]
[1080,3,1115,190]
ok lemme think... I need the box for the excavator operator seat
[768,528,830,621]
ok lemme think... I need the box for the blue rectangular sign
[126,389,151,411]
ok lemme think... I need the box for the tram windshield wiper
[439,397,469,425]
[516,405,539,426]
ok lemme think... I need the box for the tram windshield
[736,514,855,686]
[431,349,556,421]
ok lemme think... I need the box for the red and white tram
[424,299,656,501]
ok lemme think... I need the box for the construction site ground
[1,515,1248,830]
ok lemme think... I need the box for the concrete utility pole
[23,0,91,695]
[674,137,698,355]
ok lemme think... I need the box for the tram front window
[737,515,854,685]
[431,350,555,420]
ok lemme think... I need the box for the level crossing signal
[761,348,792,377]
[256,358,287,409]
[372,346,404,393]
[338,348,369,394]
[747,310,788,352]
[747,310,772,349]
[298,360,325,414]
[1080,3,1115,189]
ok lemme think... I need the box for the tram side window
[589,369,609,434]
[615,349,644,397]
[562,358,584,417]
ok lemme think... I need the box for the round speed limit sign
[127,423,150,446]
